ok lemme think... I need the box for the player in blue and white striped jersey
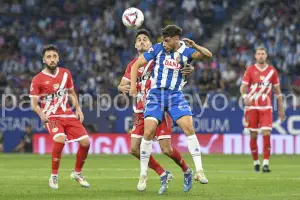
[130,25,212,194]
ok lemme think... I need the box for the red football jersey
[242,64,279,109]
[123,58,154,113]
[30,67,75,118]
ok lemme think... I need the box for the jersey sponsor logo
[137,71,151,82]
[163,59,182,70]
[43,89,68,101]
[53,84,60,90]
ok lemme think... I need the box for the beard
[257,59,266,64]
[45,62,57,71]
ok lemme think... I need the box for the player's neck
[44,67,58,75]
[174,42,181,52]
[255,63,267,69]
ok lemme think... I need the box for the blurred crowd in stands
[0,0,299,108]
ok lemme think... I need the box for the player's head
[255,46,268,64]
[42,45,59,71]
[135,29,152,53]
[162,25,182,52]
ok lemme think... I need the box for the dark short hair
[135,29,151,40]
[162,25,182,38]
[42,44,59,57]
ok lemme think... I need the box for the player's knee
[182,125,195,136]
[79,137,90,146]
[53,135,66,143]
[144,128,156,140]
[161,146,173,156]
[130,146,140,157]
[262,130,271,136]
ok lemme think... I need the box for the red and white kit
[242,64,279,131]
[123,58,172,140]
[30,67,88,142]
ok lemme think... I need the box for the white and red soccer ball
[122,7,144,29]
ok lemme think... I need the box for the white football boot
[49,174,59,189]
[194,170,208,184]
[137,175,148,191]
[70,171,90,188]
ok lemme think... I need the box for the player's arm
[118,78,130,94]
[30,80,48,124]
[240,68,251,106]
[129,55,148,96]
[272,69,285,122]
[31,96,49,124]
[68,88,84,123]
[182,38,212,60]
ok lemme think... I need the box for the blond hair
[256,46,267,53]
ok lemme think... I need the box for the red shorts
[244,109,273,131]
[46,117,89,142]
[131,113,172,140]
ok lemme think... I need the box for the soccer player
[30,45,90,189]
[118,29,194,194]
[240,46,285,172]
[129,25,212,193]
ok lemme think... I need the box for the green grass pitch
[0,154,299,200]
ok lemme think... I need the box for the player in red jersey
[240,46,285,172]
[30,45,90,189]
[118,29,194,194]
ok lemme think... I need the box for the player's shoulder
[127,58,139,67]
[267,64,277,71]
[58,67,71,74]
[149,43,163,52]
[31,71,44,82]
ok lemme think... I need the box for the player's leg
[246,109,260,172]
[138,89,164,193]
[45,119,66,189]
[168,91,208,184]
[65,118,90,187]
[130,114,166,178]
[157,113,192,192]
[260,109,273,173]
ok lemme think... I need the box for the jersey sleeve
[184,47,197,60]
[143,43,161,62]
[29,78,41,97]
[242,67,251,85]
[272,68,279,86]
[123,62,132,81]
[66,70,74,89]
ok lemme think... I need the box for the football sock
[167,147,189,172]
[140,138,152,176]
[74,145,90,173]
[263,135,271,164]
[250,137,259,161]
[51,141,65,175]
[187,134,203,172]
[134,154,165,176]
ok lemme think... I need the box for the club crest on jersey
[52,127,58,133]
[53,84,60,90]
[260,76,265,80]
[176,55,181,63]
[45,81,50,84]
[163,59,182,70]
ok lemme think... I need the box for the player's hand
[278,110,286,122]
[129,86,138,97]
[119,85,130,94]
[181,64,194,76]
[76,109,84,123]
[182,38,196,48]
[39,112,49,124]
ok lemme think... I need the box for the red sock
[74,145,90,173]
[133,154,165,176]
[168,148,189,172]
[52,141,65,175]
[250,137,258,161]
[263,135,271,160]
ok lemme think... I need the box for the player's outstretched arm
[69,88,84,123]
[182,38,212,60]
[273,84,285,122]
[31,96,48,124]
[129,55,148,96]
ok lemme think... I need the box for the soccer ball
[122,7,144,29]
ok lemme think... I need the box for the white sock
[140,138,152,176]
[263,159,269,166]
[187,134,203,172]
[253,160,260,165]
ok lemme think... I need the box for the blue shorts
[144,88,192,124]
